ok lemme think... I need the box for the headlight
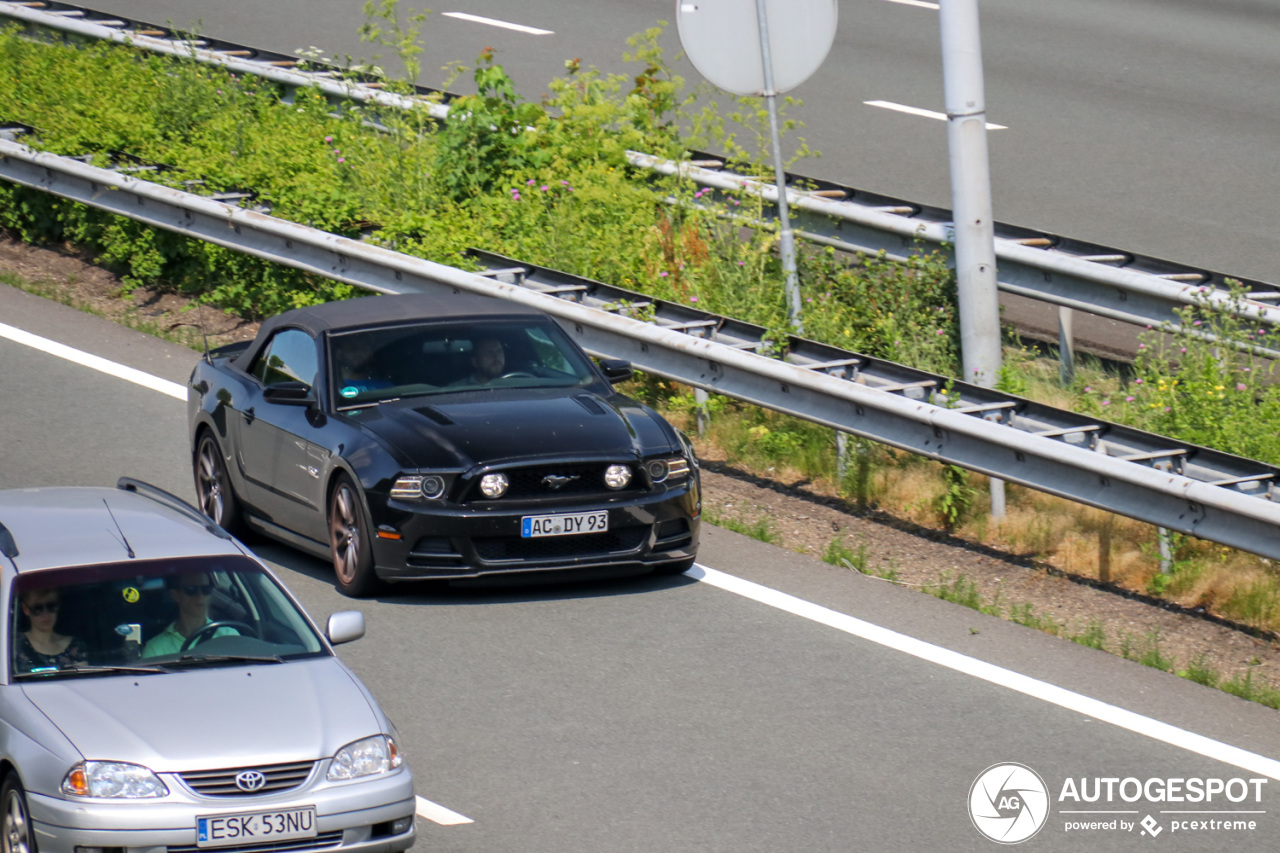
[328,735,402,781]
[391,475,446,500]
[61,762,168,798]
[480,472,509,498]
[647,457,690,483]
[604,464,632,490]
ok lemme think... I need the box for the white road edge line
[442,12,552,35]
[14,320,1278,784]
[415,795,474,825]
[688,564,1280,781]
[0,322,187,400]
[864,99,1007,131]
[883,0,939,9]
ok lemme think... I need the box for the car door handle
[243,406,256,425]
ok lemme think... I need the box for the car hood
[21,658,381,771]
[357,390,675,469]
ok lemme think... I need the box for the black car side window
[250,329,319,389]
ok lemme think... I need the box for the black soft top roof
[235,291,544,367]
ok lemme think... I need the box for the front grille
[179,761,315,797]
[168,831,343,853]
[473,526,647,563]
[463,463,643,502]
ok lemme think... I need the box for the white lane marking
[0,321,187,400]
[687,564,1280,781]
[864,99,1007,130]
[416,795,474,825]
[442,12,552,35]
[883,0,939,9]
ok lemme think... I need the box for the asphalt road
[7,284,1280,850]
[63,0,1280,285]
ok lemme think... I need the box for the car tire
[652,556,697,576]
[329,473,382,598]
[1,774,35,853]
[194,431,246,536]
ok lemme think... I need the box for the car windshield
[330,318,599,408]
[10,555,327,679]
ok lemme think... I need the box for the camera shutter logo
[969,763,1050,844]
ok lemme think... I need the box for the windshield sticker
[122,586,140,603]
[340,386,359,398]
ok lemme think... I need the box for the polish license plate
[196,807,317,848]
[521,511,609,538]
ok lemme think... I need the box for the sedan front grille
[168,830,343,853]
[179,761,315,797]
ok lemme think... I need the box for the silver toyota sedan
[0,479,416,853]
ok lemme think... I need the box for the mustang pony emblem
[542,474,580,490]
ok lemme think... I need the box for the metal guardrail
[3,136,1280,561]
[5,0,1280,359]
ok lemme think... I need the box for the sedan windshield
[10,556,327,679]
[331,318,599,408]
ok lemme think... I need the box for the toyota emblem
[235,770,267,792]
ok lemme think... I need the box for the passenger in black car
[336,335,394,394]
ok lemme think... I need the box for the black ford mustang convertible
[188,292,700,595]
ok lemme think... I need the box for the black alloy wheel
[194,432,245,535]
[1,775,34,853]
[329,474,381,598]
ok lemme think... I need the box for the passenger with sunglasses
[142,572,237,658]
[15,588,88,673]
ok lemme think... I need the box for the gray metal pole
[940,0,1004,518]
[754,0,803,333]
[1058,305,1076,386]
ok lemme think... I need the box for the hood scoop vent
[413,405,455,426]
[573,394,608,416]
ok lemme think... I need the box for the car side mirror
[326,610,365,645]
[599,359,633,384]
[264,381,316,406]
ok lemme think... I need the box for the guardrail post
[1058,306,1076,386]
[1157,527,1174,574]
[694,387,710,438]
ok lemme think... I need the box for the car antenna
[102,499,137,559]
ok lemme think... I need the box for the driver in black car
[452,336,507,386]
[142,572,236,657]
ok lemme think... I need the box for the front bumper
[371,476,701,580]
[28,768,415,853]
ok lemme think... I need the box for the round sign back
[676,0,838,97]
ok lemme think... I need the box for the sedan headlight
[61,761,168,798]
[328,735,403,781]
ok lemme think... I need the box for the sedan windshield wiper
[17,663,170,679]
[167,653,285,668]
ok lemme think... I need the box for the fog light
[480,472,509,498]
[392,817,413,835]
[604,464,632,490]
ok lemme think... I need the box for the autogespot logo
[970,763,1051,844]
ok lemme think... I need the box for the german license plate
[197,807,317,848]
[521,510,609,538]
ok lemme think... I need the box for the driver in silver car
[142,572,236,657]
